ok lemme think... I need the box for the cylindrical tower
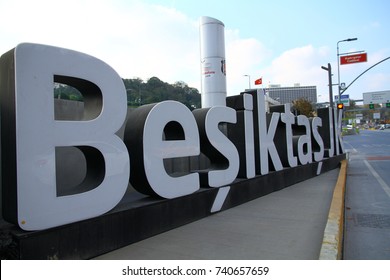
[199,16,226,108]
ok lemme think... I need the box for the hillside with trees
[54,77,201,110]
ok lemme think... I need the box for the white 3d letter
[297,115,312,165]
[204,106,239,187]
[13,43,129,230]
[311,117,324,162]
[142,101,200,198]
[281,104,298,167]
[256,91,283,174]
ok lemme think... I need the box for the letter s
[193,106,239,187]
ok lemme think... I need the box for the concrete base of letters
[0,154,345,259]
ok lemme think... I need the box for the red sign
[340,53,367,65]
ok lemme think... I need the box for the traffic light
[369,103,374,109]
[386,103,390,108]
[337,103,344,110]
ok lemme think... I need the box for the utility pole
[337,38,357,102]
[244,74,251,89]
[321,63,334,108]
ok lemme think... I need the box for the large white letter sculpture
[0,43,130,230]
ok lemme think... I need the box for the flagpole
[243,74,251,89]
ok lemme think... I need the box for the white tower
[199,16,227,108]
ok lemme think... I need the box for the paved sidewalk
[95,168,340,260]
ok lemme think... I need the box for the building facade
[265,84,317,105]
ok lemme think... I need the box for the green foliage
[53,77,201,110]
[54,84,83,101]
[342,126,359,136]
[292,98,315,117]
[123,77,201,110]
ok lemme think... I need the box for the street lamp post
[321,63,334,108]
[337,38,357,102]
[244,74,251,89]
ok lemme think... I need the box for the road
[342,129,390,259]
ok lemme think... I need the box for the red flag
[254,77,262,85]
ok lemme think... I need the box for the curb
[319,159,348,260]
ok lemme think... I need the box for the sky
[0,0,389,103]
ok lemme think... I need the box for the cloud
[247,45,333,102]
[97,2,200,85]
[225,30,271,95]
[0,0,200,87]
[366,72,390,91]
[369,21,381,29]
[1,1,387,104]
[223,41,335,100]
[0,0,334,102]
[0,0,283,97]
[266,45,329,86]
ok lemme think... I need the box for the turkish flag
[254,77,262,85]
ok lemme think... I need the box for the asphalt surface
[343,129,390,259]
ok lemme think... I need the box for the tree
[344,99,363,120]
[54,77,201,110]
[122,77,200,109]
[292,98,315,117]
[54,83,83,101]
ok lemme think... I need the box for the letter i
[242,93,255,178]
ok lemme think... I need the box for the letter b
[0,43,129,230]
